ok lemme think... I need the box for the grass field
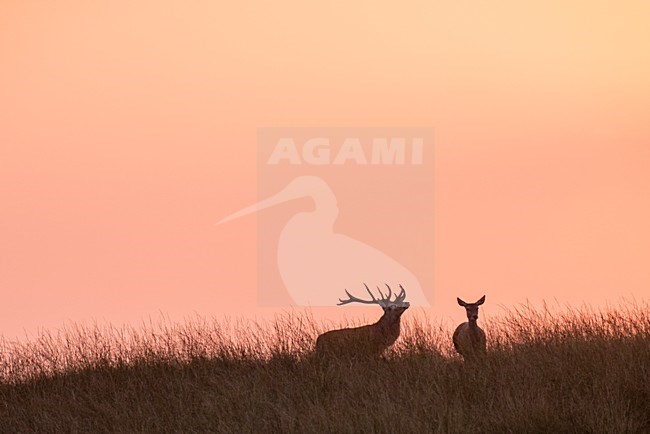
[1,303,648,433]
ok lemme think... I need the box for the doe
[453,295,486,360]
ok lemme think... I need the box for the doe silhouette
[453,295,487,360]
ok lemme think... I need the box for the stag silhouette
[315,284,410,359]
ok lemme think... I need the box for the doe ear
[457,297,467,307]
[476,295,486,305]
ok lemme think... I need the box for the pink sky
[1,1,649,339]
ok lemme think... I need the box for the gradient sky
[1,1,649,339]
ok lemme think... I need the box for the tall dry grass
[0,302,648,433]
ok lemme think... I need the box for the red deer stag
[453,295,486,360]
[315,284,410,359]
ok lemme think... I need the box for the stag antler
[338,283,408,307]
[338,283,378,305]
[396,284,407,303]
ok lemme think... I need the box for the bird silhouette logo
[218,175,430,306]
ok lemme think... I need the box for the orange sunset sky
[1,1,649,339]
